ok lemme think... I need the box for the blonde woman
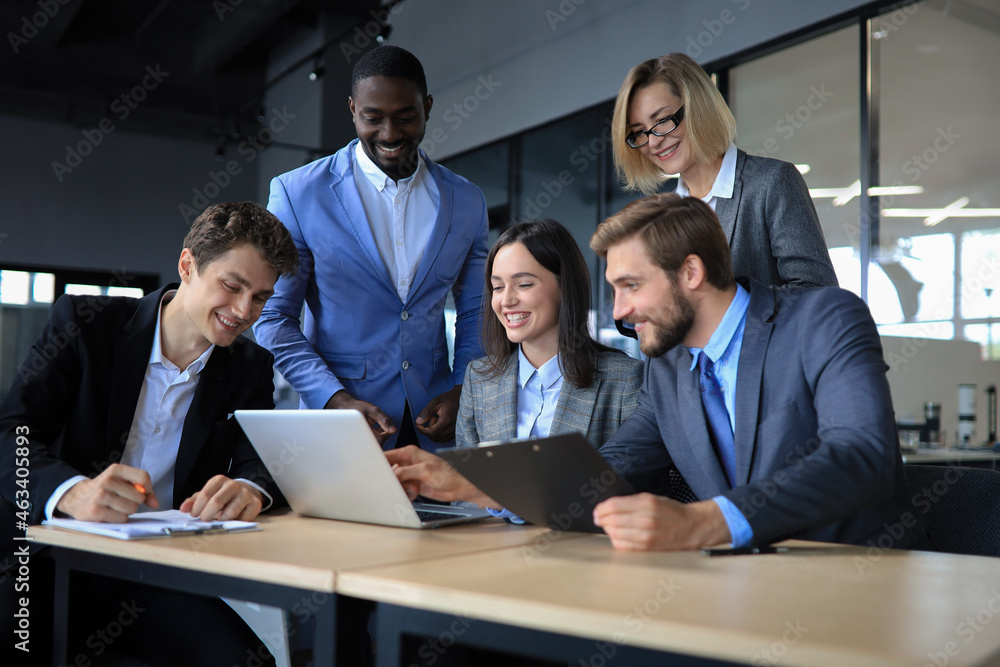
[612,53,837,288]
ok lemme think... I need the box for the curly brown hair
[183,202,298,278]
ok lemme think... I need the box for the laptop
[437,434,634,533]
[234,409,491,529]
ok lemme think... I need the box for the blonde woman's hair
[612,53,737,194]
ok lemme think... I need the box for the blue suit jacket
[254,140,489,450]
[600,278,928,548]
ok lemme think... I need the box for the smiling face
[490,242,561,365]
[628,81,695,177]
[606,235,695,358]
[178,243,277,349]
[349,75,432,181]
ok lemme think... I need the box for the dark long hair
[478,220,618,388]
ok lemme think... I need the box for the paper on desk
[43,509,259,540]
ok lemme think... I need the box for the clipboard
[437,434,633,533]
[43,509,259,540]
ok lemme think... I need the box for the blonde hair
[612,53,737,194]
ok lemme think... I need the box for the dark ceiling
[1,0,381,142]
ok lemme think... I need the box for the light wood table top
[339,535,1000,667]
[27,510,571,593]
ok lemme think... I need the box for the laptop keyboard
[416,509,462,522]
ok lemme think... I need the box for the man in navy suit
[591,193,927,551]
[0,202,298,666]
[255,45,489,451]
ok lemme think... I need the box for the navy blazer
[0,286,281,536]
[600,279,928,548]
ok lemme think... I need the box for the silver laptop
[234,409,491,529]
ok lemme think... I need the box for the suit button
[402,360,410,370]
[401,311,409,320]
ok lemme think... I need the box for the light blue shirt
[488,348,564,523]
[516,348,565,440]
[687,283,753,547]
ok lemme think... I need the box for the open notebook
[43,509,259,540]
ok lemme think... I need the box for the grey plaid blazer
[456,350,642,450]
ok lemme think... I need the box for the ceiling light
[795,164,810,174]
[809,180,925,206]
[880,198,1000,226]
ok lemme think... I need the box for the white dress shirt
[675,142,738,212]
[515,348,565,440]
[353,141,440,303]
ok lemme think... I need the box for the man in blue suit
[255,46,488,451]
[591,193,928,551]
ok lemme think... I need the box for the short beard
[639,282,695,358]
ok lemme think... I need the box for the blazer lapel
[328,143,397,296]
[733,279,777,486]
[678,364,730,493]
[713,149,746,245]
[408,156,451,300]
[550,379,598,437]
[106,287,168,459]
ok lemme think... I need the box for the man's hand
[593,493,731,551]
[416,385,462,442]
[179,475,264,521]
[386,445,501,509]
[326,390,396,445]
[56,464,159,523]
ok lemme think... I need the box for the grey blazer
[456,350,643,450]
[680,149,838,289]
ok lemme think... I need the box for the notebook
[234,409,491,529]
[437,434,634,533]
[44,509,259,540]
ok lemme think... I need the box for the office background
[1,0,998,439]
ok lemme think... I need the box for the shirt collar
[150,290,214,374]
[676,142,738,201]
[518,347,563,390]
[354,140,425,193]
[688,281,750,371]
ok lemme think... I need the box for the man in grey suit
[591,193,927,551]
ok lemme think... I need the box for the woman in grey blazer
[386,220,642,506]
[611,53,838,289]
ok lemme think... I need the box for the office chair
[904,465,1000,557]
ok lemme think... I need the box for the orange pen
[133,483,147,495]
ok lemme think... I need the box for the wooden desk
[27,511,566,666]
[340,536,1000,667]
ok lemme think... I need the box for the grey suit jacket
[600,278,928,549]
[456,350,643,449]
[681,149,838,289]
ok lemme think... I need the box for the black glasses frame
[626,107,685,149]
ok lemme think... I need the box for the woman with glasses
[612,52,837,288]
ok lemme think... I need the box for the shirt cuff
[712,495,753,548]
[486,507,525,525]
[46,475,88,520]
[235,478,273,511]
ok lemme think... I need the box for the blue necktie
[699,354,737,487]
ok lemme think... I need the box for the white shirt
[353,141,440,303]
[515,348,565,439]
[675,142,738,212]
[46,292,270,518]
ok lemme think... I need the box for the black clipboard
[437,434,633,533]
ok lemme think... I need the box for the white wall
[388,0,872,159]
[0,113,259,284]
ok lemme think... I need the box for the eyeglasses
[626,107,685,149]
